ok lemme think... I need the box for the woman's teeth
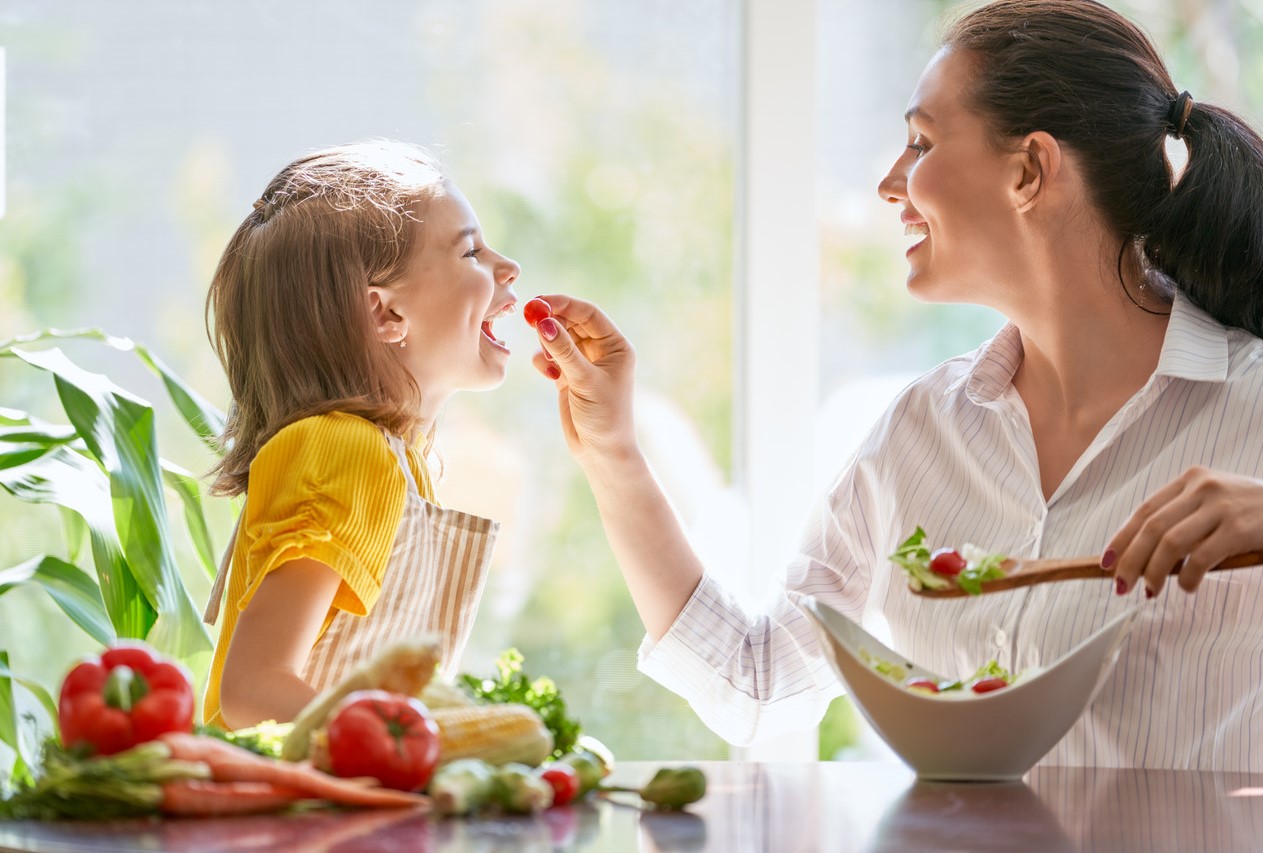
[904,222,929,238]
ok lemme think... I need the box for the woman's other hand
[1104,466,1263,597]
[530,294,638,465]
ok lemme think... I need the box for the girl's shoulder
[252,412,400,483]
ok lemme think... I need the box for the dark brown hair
[205,140,446,496]
[945,0,1263,336]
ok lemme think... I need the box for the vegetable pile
[1,641,707,821]
[890,527,1009,594]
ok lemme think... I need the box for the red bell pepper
[58,643,195,756]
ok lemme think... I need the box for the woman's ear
[367,286,408,345]
[1013,131,1062,213]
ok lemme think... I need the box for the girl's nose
[498,256,521,287]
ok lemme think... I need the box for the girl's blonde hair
[206,140,447,496]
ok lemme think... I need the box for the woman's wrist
[576,440,648,482]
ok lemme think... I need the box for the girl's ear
[1012,131,1062,214]
[367,286,408,345]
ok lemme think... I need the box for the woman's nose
[877,160,907,204]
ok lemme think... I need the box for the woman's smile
[902,210,929,255]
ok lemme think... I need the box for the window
[0,0,737,762]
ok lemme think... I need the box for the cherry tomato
[929,548,967,577]
[904,678,940,693]
[325,690,441,791]
[970,677,1009,694]
[539,762,582,807]
[523,297,553,327]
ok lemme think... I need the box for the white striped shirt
[640,293,1263,771]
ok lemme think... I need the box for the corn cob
[420,680,476,710]
[432,704,554,767]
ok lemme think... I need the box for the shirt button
[994,629,1007,647]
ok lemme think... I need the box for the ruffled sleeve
[236,413,408,617]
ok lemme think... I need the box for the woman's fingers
[1109,467,1263,597]
[1102,474,1188,567]
[531,350,561,381]
[528,293,639,461]
[1110,469,1209,595]
[536,317,587,378]
[532,294,623,343]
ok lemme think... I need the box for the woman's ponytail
[1142,104,1263,338]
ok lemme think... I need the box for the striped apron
[204,432,498,690]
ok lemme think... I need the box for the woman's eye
[906,136,928,157]
[463,247,482,259]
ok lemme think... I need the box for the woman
[530,0,1263,771]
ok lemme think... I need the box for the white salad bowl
[800,596,1140,781]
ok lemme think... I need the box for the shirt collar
[960,291,1231,406]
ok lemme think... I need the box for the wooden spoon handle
[911,550,1263,599]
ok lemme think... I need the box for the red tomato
[970,677,1009,694]
[929,548,967,577]
[539,763,582,807]
[325,690,441,791]
[904,678,940,693]
[523,297,553,327]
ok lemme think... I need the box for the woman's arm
[531,295,706,640]
[219,557,342,728]
[1105,466,1263,596]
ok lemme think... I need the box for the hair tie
[1166,91,1193,139]
[252,197,278,222]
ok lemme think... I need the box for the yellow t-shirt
[202,412,435,728]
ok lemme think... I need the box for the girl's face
[377,184,520,405]
[876,48,1025,307]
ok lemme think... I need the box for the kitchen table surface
[2,759,1261,852]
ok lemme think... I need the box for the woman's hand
[529,295,703,639]
[1105,466,1263,597]
[530,294,639,466]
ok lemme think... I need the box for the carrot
[160,779,309,816]
[159,733,430,810]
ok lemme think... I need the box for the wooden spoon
[910,550,1263,599]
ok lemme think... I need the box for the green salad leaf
[956,551,1009,595]
[888,527,950,591]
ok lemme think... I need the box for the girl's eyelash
[464,247,482,258]
[907,141,927,156]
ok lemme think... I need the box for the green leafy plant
[0,328,226,787]
[460,649,581,760]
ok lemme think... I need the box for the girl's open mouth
[481,304,513,353]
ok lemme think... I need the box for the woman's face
[877,48,1024,306]
[385,184,521,402]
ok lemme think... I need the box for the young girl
[200,140,520,729]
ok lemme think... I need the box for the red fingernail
[538,318,560,341]
[1115,577,1128,596]
[545,364,561,380]
[1101,549,1116,569]
[544,349,554,361]
[1145,586,1156,599]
